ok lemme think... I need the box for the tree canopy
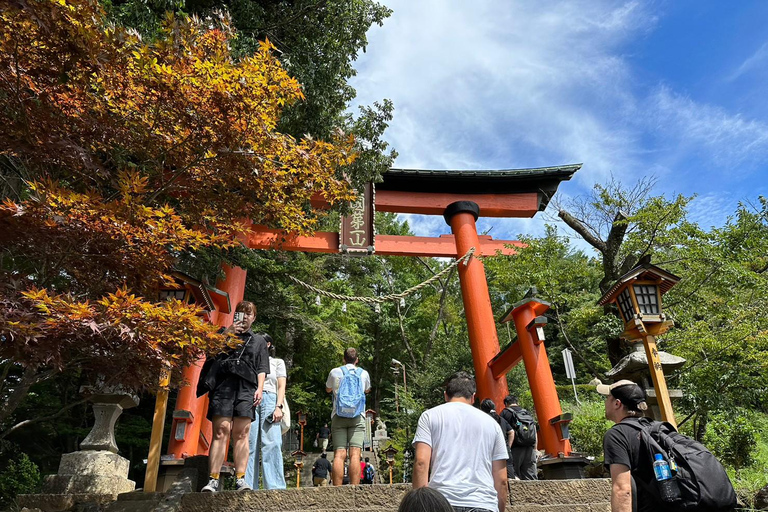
[0,0,358,435]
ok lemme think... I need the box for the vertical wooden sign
[340,183,375,255]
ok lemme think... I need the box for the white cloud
[352,0,658,184]
[646,86,768,170]
[351,0,768,245]
[727,41,768,82]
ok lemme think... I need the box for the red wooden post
[507,298,571,457]
[444,202,508,408]
[167,263,247,458]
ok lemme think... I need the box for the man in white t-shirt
[412,371,509,512]
[325,347,371,485]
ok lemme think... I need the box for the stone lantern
[383,444,398,486]
[599,261,681,426]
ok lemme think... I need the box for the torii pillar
[444,201,508,407]
[166,263,246,459]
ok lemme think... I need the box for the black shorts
[206,374,256,421]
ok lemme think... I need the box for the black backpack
[508,408,537,447]
[623,418,737,512]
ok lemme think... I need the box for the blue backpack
[336,366,365,418]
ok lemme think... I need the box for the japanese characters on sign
[340,183,375,255]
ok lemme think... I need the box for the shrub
[0,453,42,508]
[703,410,759,471]
[564,398,613,460]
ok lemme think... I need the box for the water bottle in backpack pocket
[653,453,682,503]
[336,366,366,418]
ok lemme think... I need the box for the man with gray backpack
[325,348,371,485]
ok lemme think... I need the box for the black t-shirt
[319,426,331,439]
[312,457,332,478]
[498,416,513,439]
[603,420,656,512]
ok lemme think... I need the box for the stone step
[22,479,613,512]
[509,479,611,506]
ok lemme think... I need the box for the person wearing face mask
[200,301,269,492]
[245,334,287,489]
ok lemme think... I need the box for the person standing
[316,423,331,453]
[412,372,508,512]
[500,394,538,480]
[325,347,371,486]
[245,334,287,489]
[201,301,269,492]
[598,380,651,512]
[312,452,332,486]
[480,399,515,478]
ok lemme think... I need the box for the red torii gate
[165,164,585,479]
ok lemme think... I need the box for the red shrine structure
[156,164,587,484]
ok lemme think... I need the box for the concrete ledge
[20,479,612,512]
[18,493,118,512]
[509,479,611,506]
[508,505,611,512]
[181,486,356,512]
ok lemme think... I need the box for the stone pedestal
[79,388,140,453]
[43,451,136,495]
[18,390,139,511]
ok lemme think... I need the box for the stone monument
[606,341,686,421]
[19,386,139,511]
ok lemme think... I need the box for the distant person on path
[398,487,453,512]
[245,334,287,489]
[201,301,269,492]
[312,452,332,486]
[500,395,538,480]
[362,456,375,484]
[412,372,508,512]
[317,423,331,452]
[480,398,515,478]
[325,347,371,485]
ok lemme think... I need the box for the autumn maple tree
[0,0,356,433]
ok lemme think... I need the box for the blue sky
[349,0,768,249]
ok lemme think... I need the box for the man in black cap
[597,379,650,512]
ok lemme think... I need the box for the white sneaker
[201,477,220,492]
[235,478,252,491]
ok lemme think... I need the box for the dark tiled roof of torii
[378,164,581,199]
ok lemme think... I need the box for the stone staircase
[23,479,611,512]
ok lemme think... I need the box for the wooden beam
[246,226,524,257]
[310,191,541,217]
[375,190,540,217]
[489,342,523,379]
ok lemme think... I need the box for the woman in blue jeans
[245,334,287,489]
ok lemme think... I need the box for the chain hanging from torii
[288,247,477,311]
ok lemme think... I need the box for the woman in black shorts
[201,301,269,492]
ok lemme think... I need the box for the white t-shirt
[263,357,286,394]
[413,401,508,512]
[325,364,371,417]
